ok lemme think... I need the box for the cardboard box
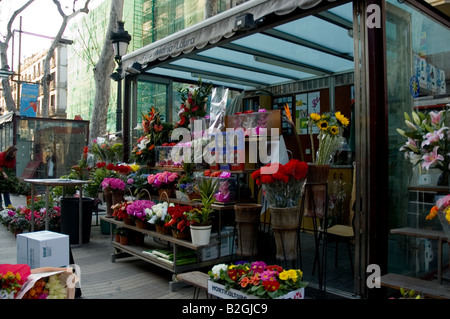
[207,280,305,299]
[17,231,70,269]
[201,228,235,261]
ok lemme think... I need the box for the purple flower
[126,200,155,220]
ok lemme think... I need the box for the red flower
[284,159,308,180]
[263,280,280,292]
[260,175,274,184]
[96,162,106,168]
[106,163,115,170]
[228,269,238,281]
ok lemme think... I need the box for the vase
[172,229,191,240]
[190,224,212,246]
[270,206,302,261]
[103,188,113,218]
[234,203,261,256]
[438,211,450,239]
[112,189,125,205]
[304,164,330,218]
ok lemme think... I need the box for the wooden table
[23,178,92,246]
[390,227,448,284]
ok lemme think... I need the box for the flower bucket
[120,235,129,245]
[304,164,329,218]
[190,224,212,246]
[103,188,113,217]
[270,206,302,261]
[234,204,261,256]
[111,189,125,206]
[123,215,134,226]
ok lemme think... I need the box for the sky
[0,0,97,70]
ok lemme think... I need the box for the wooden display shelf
[101,216,236,275]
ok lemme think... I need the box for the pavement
[0,194,199,299]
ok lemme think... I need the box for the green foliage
[185,177,218,225]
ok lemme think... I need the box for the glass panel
[136,79,169,122]
[3,117,90,180]
[386,0,450,276]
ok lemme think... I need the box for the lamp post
[110,21,131,135]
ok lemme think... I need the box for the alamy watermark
[170,119,280,174]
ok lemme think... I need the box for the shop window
[386,0,450,276]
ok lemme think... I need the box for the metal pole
[17,17,22,110]
[116,60,122,134]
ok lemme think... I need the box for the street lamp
[110,21,131,135]
[0,66,14,79]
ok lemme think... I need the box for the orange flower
[148,144,155,150]
[426,206,438,220]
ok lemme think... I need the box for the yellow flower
[335,111,349,126]
[130,164,140,172]
[287,269,298,282]
[279,271,289,281]
[330,126,339,135]
[310,113,321,121]
[318,120,329,131]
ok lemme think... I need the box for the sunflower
[330,125,339,135]
[318,120,329,131]
[335,111,349,126]
[310,113,321,121]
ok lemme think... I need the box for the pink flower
[421,128,447,147]
[421,146,444,170]
[430,111,444,125]
[437,194,450,210]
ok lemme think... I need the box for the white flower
[211,264,228,280]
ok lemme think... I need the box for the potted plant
[147,171,179,198]
[184,177,218,245]
[146,201,173,234]
[118,228,129,245]
[125,199,155,229]
[164,204,192,240]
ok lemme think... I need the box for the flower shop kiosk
[108,0,450,299]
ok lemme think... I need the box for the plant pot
[172,229,190,240]
[190,224,212,246]
[132,232,145,245]
[123,215,135,226]
[304,164,330,218]
[115,234,120,243]
[234,203,261,256]
[270,206,302,261]
[135,219,149,230]
[155,224,170,235]
[103,188,113,217]
[60,197,94,245]
[120,235,129,245]
[188,192,201,200]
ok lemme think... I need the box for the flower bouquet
[0,264,29,299]
[101,177,126,191]
[251,159,308,208]
[131,107,173,165]
[427,194,450,238]
[164,204,192,239]
[208,261,307,299]
[398,110,450,184]
[175,78,213,129]
[308,111,349,164]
